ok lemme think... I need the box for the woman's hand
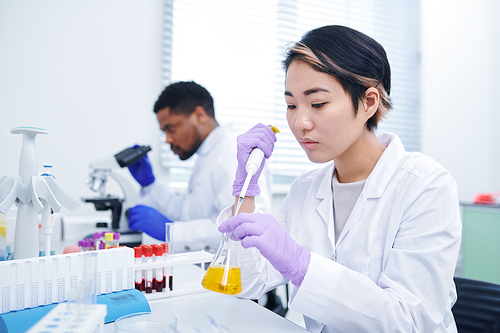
[232,124,277,197]
[219,212,310,287]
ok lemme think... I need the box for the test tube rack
[134,250,214,301]
[0,247,134,314]
[0,248,215,314]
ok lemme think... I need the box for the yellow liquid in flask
[201,265,242,295]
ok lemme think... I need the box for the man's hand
[128,205,172,241]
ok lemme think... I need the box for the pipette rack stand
[135,250,214,301]
[0,247,214,315]
[0,247,134,314]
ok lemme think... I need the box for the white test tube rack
[0,247,134,315]
[0,248,214,314]
[134,250,214,301]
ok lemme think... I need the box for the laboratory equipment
[202,125,279,295]
[152,244,164,292]
[114,313,177,333]
[143,246,153,293]
[165,222,174,290]
[82,146,151,247]
[0,247,134,315]
[201,235,242,295]
[132,248,213,299]
[114,145,152,168]
[234,125,279,215]
[134,246,144,291]
[104,232,114,249]
[0,213,6,261]
[0,127,80,259]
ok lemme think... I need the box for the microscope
[82,146,151,247]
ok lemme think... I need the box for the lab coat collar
[315,162,335,243]
[364,133,405,198]
[313,132,403,201]
[313,133,404,246]
[197,125,223,157]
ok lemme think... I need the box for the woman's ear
[364,87,380,120]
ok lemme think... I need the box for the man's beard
[174,131,203,160]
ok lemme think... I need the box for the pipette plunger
[234,125,279,215]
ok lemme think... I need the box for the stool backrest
[452,277,500,333]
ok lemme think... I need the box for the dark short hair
[153,81,215,118]
[283,25,392,131]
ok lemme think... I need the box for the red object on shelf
[473,192,500,205]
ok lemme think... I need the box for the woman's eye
[312,102,326,108]
[287,104,296,110]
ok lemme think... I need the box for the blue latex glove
[232,124,277,197]
[128,205,172,241]
[218,212,310,287]
[127,145,155,187]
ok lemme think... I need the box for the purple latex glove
[233,124,277,197]
[127,145,155,187]
[127,205,172,241]
[218,213,310,287]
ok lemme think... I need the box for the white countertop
[104,292,308,333]
[104,264,308,333]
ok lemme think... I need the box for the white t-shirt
[332,171,366,243]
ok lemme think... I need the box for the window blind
[160,0,420,192]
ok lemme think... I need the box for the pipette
[234,125,279,215]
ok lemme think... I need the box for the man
[127,81,285,316]
[126,81,272,253]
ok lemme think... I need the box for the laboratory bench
[103,263,307,333]
[103,292,308,333]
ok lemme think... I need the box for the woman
[218,25,461,332]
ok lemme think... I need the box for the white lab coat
[140,125,272,253]
[218,133,461,333]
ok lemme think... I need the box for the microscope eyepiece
[115,145,152,168]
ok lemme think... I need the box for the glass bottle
[201,234,242,295]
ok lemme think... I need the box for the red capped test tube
[143,245,153,293]
[133,246,144,291]
[153,245,164,292]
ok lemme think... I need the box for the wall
[0,0,166,216]
[1,0,500,220]
[421,0,500,202]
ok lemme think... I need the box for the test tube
[104,232,113,249]
[154,245,164,292]
[0,224,7,261]
[166,223,174,291]
[88,239,95,252]
[93,232,101,250]
[143,246,153,293]
[83,251,98,304]
[0,213,6,261]
[133,246,144,291]
[114,232,120,248]
[151,244,158,291]
[161,243,167,289]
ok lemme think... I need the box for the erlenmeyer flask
[201,233,242,295]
